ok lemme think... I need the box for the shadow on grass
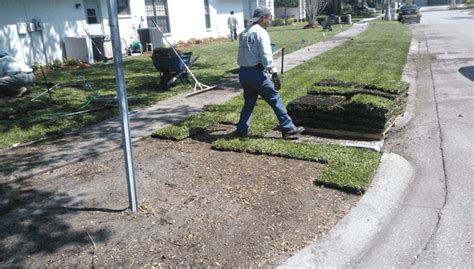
[188,124,237,144]
[0,181,119,266]
[313,180,364,195]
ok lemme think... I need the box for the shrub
[316,16,328,25]
[64,57,82,66]
[187,38,202,45]
[273,18,286,26]
[342,4,353,14]
[286,18,296,25]
[175,40,187,48]
[48,59,62,70]
[32,63,42,72]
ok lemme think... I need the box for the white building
[274,0,306,20]
[0,0,274,66]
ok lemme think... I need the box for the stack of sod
[287,79,409,136]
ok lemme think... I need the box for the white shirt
[228,15,238,29]
[0,56,33,76]
[237,24,277,74]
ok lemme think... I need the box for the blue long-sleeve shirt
[237,24,277,74]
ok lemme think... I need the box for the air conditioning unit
[64,36,94,63]
[137,28,164,51]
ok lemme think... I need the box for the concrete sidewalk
[1,22,369,181]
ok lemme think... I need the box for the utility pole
[384,0,392,21]
[106,0,138,212]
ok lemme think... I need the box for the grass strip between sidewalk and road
[152,21,411,192]
[212,138,381,194]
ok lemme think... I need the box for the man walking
[235,7,304,139]
[227,11,239,41]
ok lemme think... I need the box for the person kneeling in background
[0,49,35,98]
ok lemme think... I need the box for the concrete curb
[278,152,414,268]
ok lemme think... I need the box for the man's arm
[258,31,277,74]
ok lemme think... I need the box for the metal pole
[281,47,285,75]
[106,0,138,212]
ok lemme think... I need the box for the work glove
[272,73,281,91]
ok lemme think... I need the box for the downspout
[39,27,49,64]
[19,0,28,64]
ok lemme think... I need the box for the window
[145,0,170,33]
[117,0,131,15]
[86,9,99,24]
[204,0,211,29]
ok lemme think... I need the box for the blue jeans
[236,67,295,135]
[230,28,237,41]
[0,72,34,96]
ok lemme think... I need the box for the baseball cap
[0,49,8,58]
[248,7,272,24]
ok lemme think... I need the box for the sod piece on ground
[287,79,409,139]
[212,138,381,193]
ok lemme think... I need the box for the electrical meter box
[17,23,28,35]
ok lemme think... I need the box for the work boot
[282,126,305,139]
[233,130,252,138]
[15,87,30,98]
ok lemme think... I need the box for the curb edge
[278,152,414,268]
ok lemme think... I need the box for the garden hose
[0,78,115,125]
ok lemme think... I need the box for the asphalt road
[355,8,474,268]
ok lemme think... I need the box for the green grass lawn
[0,22,348,148]
[152,21,411,192]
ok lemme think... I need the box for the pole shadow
[459,66,474,81]
[0,181,115,266]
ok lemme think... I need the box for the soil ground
[0,125,360,267]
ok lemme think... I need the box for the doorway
[84,0,104,36]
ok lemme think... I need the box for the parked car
[397,4,421,23]
[356,5,376,15]
[398,4,419,15]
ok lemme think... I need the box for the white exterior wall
[0,0,85,65]
[0,0,146,65]
[103,0,146,44]
[275,0,305,20]
[0,0,269,66]
[154,0,244,44]
[210,0,245,40]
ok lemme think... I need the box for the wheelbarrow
[152,52,192,90]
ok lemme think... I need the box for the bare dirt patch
[0,128,360,267]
